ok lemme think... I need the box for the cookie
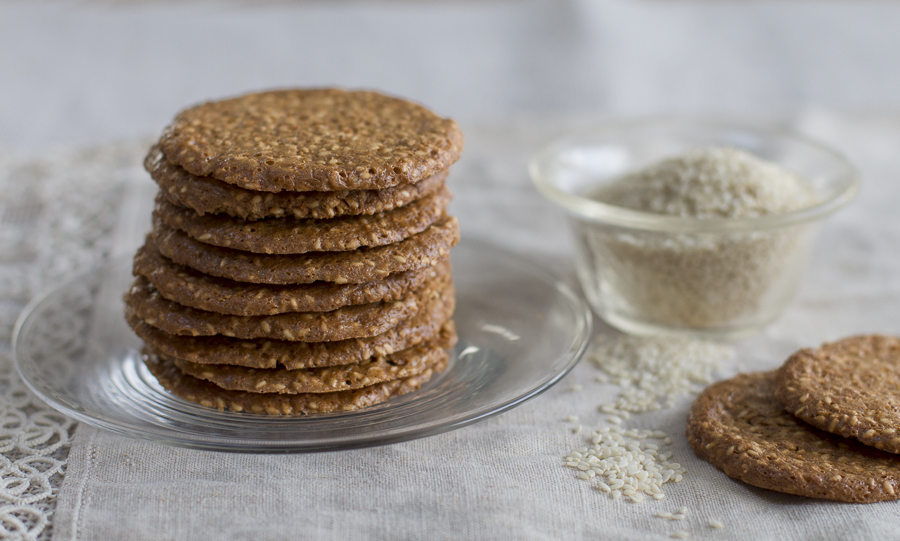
[127,293,456,366]
[127,273,455,369]
[134,241,449,316]
[775,335,900,454]
[125,273,451,341]
[125,273,456,368]
[157,89,464,192]
[153,184,452,254]
[143,347,448,415]
[171,324,456,394]
[688,371,900,503]
[147,145,448,220]
[152,215,459,285]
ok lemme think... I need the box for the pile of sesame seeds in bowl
[530,121,859,339]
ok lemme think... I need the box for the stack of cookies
[688,334,900,503]
[124,89,463,414]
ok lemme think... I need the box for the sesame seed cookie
[153,185,451,254]
[774,335,900,454]
[143,346,448,415]
[127,305,456,369]
[147,145,448,221]
[171,323,457,394]
[134,241,449,316]
[125,272,451,342]
[157,89,464,192]
[688,371,900,503]
[125,278,456,369]
[152,215,458,285]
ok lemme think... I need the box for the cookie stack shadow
[688,335,900,503]
[123,89,463,415]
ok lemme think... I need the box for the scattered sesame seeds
[565,426,687,503]
[655,508,689,521]
[591,335,733,415]
[563,337,727,506]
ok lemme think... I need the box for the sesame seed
[590,336,734,416]
[709,520,725,530]
[564,425,687,504]
[587,148,817,329]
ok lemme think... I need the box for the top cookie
[157,89,464,192]
[775,335,900,454]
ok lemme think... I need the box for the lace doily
[0,145,147,541]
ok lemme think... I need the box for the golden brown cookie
[128,301,456,368]
[152,215,459,285]
[124,273,451,341]
[157,89,464,192]
[143,347,448,415]
[775,335,900,454]
[153,185,451,254]
[147,145,448,221]
[688,371,900,503]
[134,242,449,316]
[125,273,456,369]
[171,324,456,394]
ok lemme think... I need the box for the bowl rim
[529,118,860,233]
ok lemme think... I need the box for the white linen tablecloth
[40,112,900,541]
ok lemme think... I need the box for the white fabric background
[3,1,900,154]
[51,113,900,540]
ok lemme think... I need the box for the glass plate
[13,241,591,453]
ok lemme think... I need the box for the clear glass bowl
[530,120,859,339]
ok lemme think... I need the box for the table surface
[3,2,900,540]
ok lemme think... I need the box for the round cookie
[171,325,456,394]
[775,335,900,454]
[152,215,459,285]
[126,278,456,369]
[147,145,448,221]
[134,241,449,316]
[125,274,451,341]
[157,89,464,192]
[128,306,456,370]
[143,347,448,415]
[688,371,900,503]
[153,185,451,254]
